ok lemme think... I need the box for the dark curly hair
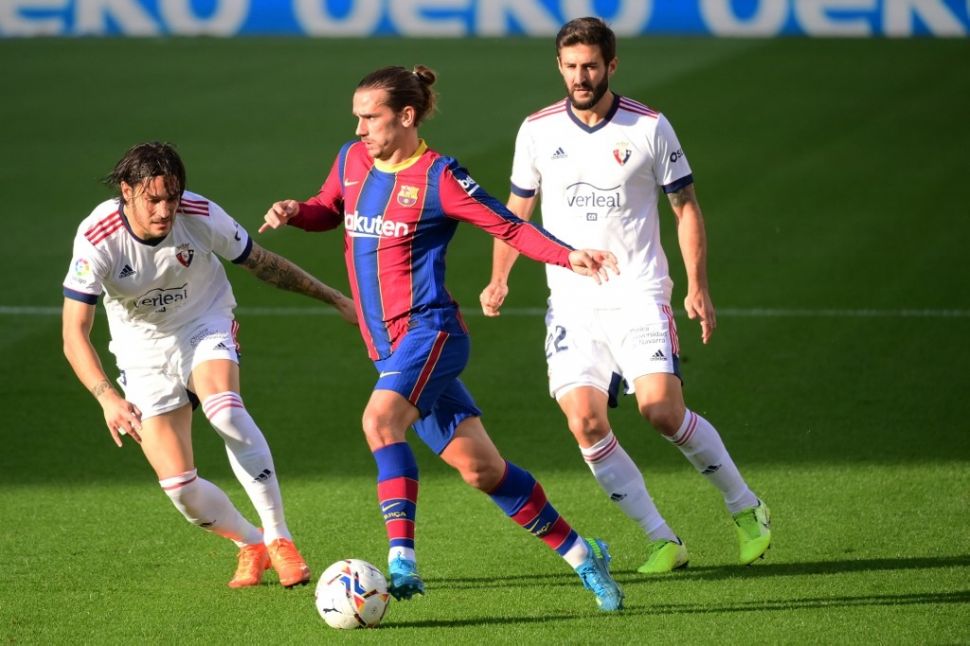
[103,141,185,204]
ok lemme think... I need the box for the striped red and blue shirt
[290,140,574,361]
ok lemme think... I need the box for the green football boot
[733,499,772,565]
[637,538,689,574]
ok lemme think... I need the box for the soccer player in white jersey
[480,17,771,572]
[62,142,356,589]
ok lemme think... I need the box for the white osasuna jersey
[511,94,693,308]
[63,191,252,346]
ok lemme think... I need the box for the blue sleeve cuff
[231,235,254,264]
[510,183,537,198]
[663,174,694,194]
[64,287,98,304]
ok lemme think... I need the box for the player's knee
[638,401,682,436]
[456,456,505,491]
[565,411,609,444]
[361,408,404,447]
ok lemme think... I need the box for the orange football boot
[228,542,270,588]
[267,538,311,588]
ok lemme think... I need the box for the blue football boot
[575,538,624,611]
[388,555,425,600]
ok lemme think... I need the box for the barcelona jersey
[290,140,575,361]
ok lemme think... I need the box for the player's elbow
[61,322,89,364]
[61,333,81,363]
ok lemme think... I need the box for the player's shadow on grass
[614,554,970,582]
[383,590,970,629]
[389,558,970,629]
[382,612,607,629]
[432,555,970,591]
[622,590,970,616]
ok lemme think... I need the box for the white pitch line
[716,308,970,318]
[2,306,969,318]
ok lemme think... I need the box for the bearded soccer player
[480,17,772,572]
[62,142,356,589]
[260,65,624,611]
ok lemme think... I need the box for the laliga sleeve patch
[72,257,93,280]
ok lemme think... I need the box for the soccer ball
[315,559,390,629]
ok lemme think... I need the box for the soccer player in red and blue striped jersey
[261,65,624,611]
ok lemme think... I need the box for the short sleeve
[509,119,540,198]
[63,235,107,304]
[653,114,694,194]
[204,198,253,264]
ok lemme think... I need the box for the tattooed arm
[240,243,357,325]
[667,183,716,344]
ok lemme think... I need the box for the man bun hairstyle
[357,65,438,126]
[556,16,616,64]
[104,141,186,204]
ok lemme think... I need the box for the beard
[567,76,610,111]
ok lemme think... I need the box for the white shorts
[108,316,241,419]
[544,301,680,405]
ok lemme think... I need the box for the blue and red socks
[488,461,588,567]
[373,442,419,564]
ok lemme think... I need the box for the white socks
[159,469,262,547]
[562,535,590,568]
[202,392,291,543]
[668,410,757,514]
[388,547,416,566]
[580,432,676,542]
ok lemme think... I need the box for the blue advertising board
[1,0,967,37]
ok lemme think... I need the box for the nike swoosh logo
[381,501,403,512]
[379,371,401,378]
[345,180,360,186]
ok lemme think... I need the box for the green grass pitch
[1,36,969,643]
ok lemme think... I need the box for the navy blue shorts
[373,326,482,454]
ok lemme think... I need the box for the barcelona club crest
[176,243,194,268]
[397,185,420,207]
[613,142,632,166]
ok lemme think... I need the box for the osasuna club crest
[397,185,420,207]
[613,142,632,166]
[176,243,194,267]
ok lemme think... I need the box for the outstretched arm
[479,193,535,317]
[239,243,357,325]
[668,183,716,344]
[62,298,143,446]
[438,165,617,303]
